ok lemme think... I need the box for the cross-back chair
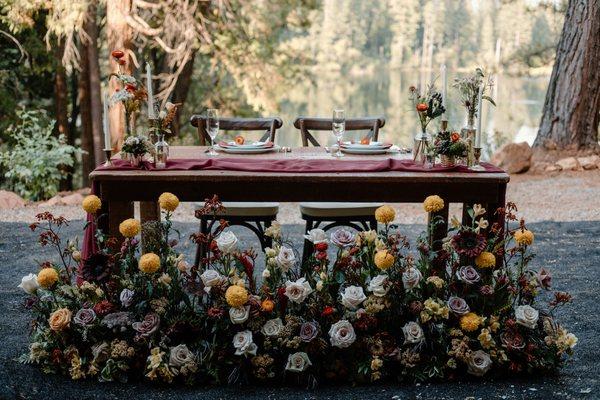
[190,115,283,266]
[293,116,386,261]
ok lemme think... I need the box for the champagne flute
[206,109,219,156]
[332,109,345,158]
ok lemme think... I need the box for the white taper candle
[103,93,111,149]
[146,62,155,119]
[441,64,447,112]
[476,83,484,148]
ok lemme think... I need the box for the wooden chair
[190,115,283,266]
[293,116,385,260]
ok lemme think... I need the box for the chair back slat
[190,116,283,145]
[293,116,385,147]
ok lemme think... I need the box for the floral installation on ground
[18,193,576,386]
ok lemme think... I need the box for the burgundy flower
[316,251,328,261]
[81,253,113,285]
[132,313,160,338]
[479,285,494,296]
[354,314,378,332]
[315,242,328,252]
[456,266,481,284]
[451,230,487,257]
[299,321,320,342]
[409,300,424,315]
[207,307,224,319]
[447,296,470,315]
[321,306,335,317]
[93,300,114,317]
[501,330,526,351]
[537,268,552,289]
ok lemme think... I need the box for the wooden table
[90,146,510,240]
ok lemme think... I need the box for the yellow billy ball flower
[158,192,180,212]
[374,250,395,270]
[139,253,161,274]
[514,229,534,246]
[475,251,496,269]
[82,195,102,214]
[460,312,481,332]
[375,205,396,224]
[119,218,141,238]
[225,285,249,307]
[38,268,59,288]
[423,195,445,213]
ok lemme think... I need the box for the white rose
[285,352,312,372]
[261,318,284,337]
[402,268,422,290]
[467,350,492,377]
[515,305,539,329]
[340,285,367,310]
[367,275,389,297]
[276,246,296,272]
[328,320,356,348]
[168,344,195,367]
[229,306,250,324]
[18,273,39,294]
[232,330,257,357]
[216,231,238,254]
[402,321,425,344]
[262,269,271,279]
[284,278,313,303]
[201,269,225,293]
[303,228,328,244]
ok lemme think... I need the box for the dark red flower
[207,307,224,319]
[409,300,424,315]
[315,242,328,252]
[93,300,114,317]
[51,349,63,364]
[316,251,328,261]
[117,58,126,66]
[501,330,526,351]
[479,285,494,296]
[111,50,125,59]
[451,230,487,257]
[321,306,335,317]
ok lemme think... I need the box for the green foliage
[0,109,80,201]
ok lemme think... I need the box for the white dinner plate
[220,141,270,149]
[215,145,280,154]
[337,145,399,155]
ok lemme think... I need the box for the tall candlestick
[102,93,111,150]
[146,62,155,119]
[476,83,484,148]
[441,64,447,114]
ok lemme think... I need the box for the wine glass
[332,109,345,158]
[206,109,219,156]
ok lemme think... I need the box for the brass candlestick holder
[103,148,113,167]
[440,119,448,132]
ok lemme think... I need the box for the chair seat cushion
[300,202,382,218]
[195,202,279,217]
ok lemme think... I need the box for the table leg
[429,202,449,251]
[108,201,134,237]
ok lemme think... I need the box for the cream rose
[18,273,39,295]
[215,231,238,254]
[467,350,492,376]
[303,228,328,244]
[515,305,539,329]
[201,269,225,293]
[169,344,196,367]
[276,246,296,272]
[340,285,367,310]
[402,268,422,290]
[232,330,257,356]
[285,352,312,372]
[49,308,72,331]
[368,275,389,297]
[261,318,284,337]
[284,278,313,303]
[229,306,250,324]
[328,320,356,348]
[402,321,425,344]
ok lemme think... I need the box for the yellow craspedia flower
[82,195,102,214]
[225,285,249,307]
[374,250,395,270]
[38,268,59,288]
[119,218,141,238]
[514,229,534,246]
[423,195,445,213]
[139,253,161,274]
[375,205,396,224]
[158,192,179,212]
[475,251,496,269]
[460,312,481,332]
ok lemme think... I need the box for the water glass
[332,109,345,158]
[207,109,219,156]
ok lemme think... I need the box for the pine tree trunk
[78,36,94,187]
[107,0,133,148]
[169,52,196,138]
[85,2,105,167]
[53,42,73,191]
[534,0,600,150]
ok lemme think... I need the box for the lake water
[273,68,549,157]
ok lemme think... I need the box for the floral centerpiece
[452,68,495,133]
[18,194,576,386]
[409,84,445,164]
[434,130,468,167]
[120,136,151,167]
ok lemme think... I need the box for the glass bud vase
[154,134,169,169]
[413,128,431,165]
[461,115,476,167]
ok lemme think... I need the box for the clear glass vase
[413,128,431,165]
[461,115,476,167]
[154,134,169,169]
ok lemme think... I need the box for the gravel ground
[1,220,599,400]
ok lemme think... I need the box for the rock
[0,190,26,209]
[545,164,562,173]
[60,193,84,206]
[577,155,599,170]
[491,142,533,174]
[555,157,580,171]
[76,187,92,196]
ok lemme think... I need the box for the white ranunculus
[303,228,328,244]
[402,268,422,290]
[261,318,284,337]
[215,231,238,254]
[232,330,257,357]
[340,285,367,310]
[169,344,195,367]
[284,278,313,303]
[467,350,492,377]
[18,273,39,294]
[515,305,539,329]
[328,320,356,348]
[367,275,389,297]
[229,306,250,324]
[402,321,425,344]
[276,246,296,272]
[262,269,271,279]
[200,269,225,293]
[285,352,312,372]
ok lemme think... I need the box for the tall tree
[534,0,600,150]
[84,2,104,166]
